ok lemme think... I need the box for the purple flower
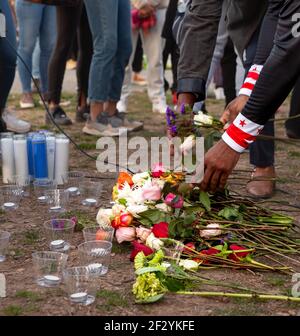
[171,125,177,135]
[180,104,185,115]
[166,106,173,117]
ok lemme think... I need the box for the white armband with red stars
[222,113,264,153]
[239,64,263,97]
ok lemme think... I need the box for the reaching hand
[200,140,240,193]
[220,95,249,127]
[139,4,155,18]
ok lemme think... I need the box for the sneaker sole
[20,102,35,109]
[82,126,126,137]
[6,125,31,134]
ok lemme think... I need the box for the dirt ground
[0,88,300,316]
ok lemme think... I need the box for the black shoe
[76,105,90,123]
[46,106,73,126]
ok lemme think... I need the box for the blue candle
[32,133,48,179]
[27,133,35,179]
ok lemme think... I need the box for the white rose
[155,203,171,213]
[194,111,213,126]
[179,259,199,271]
[146,233,164,250]
[200,223,222,238]
[132,172,151,186]
[126,204,148,218]
[112,204,126,216]
[180,135,196,155]
[96,208,113,227]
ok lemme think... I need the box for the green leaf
[118,198,127,206]
[135,267,164,275]
[184,214,196,226]
[135,293,165,304]
[218,206,242,221]
[199,191,211,212]
[163,278,186,292]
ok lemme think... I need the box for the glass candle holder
[43,219,75,253]
[83,226,114,243]
[44,189,70,214]
[78,240,112,276]
[0,185,22,211]
[63,266,99,306]
[33,179,57,203]
[0,231,11,262]
[32,251,68,287]
[61,171,85,197]
[8,175,31,197]
[79,181,103,207]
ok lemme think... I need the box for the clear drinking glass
[0,231,11,262]
[32,251,68,287]
[0,185,22,211]
[79,181,103,207]
[43,219,75,252]
[44,189,69,213]
[78,240,112,276]
[33,179,57,203]
[61,171,85,197]
[82,226,114,243]
[63,266,100,306]
[8,175,31,197]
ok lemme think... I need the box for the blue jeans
[0,0,17,110]
[16,0,56,94]
[84,0,132,102]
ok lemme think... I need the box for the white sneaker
[152,101,168,114]
[3,109,31,133]
[117,100,128,113]
[214,87,225,100]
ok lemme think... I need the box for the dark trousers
[132,35,143,73]
[163,36,179,92]
[48,2,93,104]
[0,0,17,111]
[244,29,275,167]
[77,4,93,100]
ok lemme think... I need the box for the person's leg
[16,0,42,108]
[141,8,167,113]
[76,2,93,121]
[32,39,40,82]
[0,0,17,131]
[221,37,237,106]
[286,75,300,138]
[117,28,139,113]
[106,0,132,114]
[132,34,143,73]
[48,6,80,105]
[39,4,56,96]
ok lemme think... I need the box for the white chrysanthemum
[194,111,213,126]
[179,259,199,271]
[132,172,151,186]
[112,204,126,216]
[126,204,149,217]
[146,233,164,250]
[96,208,113,227]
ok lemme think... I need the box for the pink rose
[136,226,152,243]
[142,182,162,201]
[151,163,165,178]
[165,193,184,209]
[115,227,136,244]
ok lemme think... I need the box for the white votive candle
[50,240,65,250]
[88,263,103,274]
[50,206,62,211]
[44,275,60,286]
[70,292,88,303]
[67,187,79,196]
[84,198,97,206]
[3,202,16,209]
[38,196,48,202]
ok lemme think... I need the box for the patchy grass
[96,290,129,311]
[112,243,132,254]
[24,230,39,245]
[2,305,24,316]
[288,151,300,158]
[60,210,96,232]
[15,290,43,302]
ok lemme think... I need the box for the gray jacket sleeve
[177,0,222,100]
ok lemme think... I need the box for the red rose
[151,163,165,178]
[199,248,220,265]
[130,241,154,262]
[183,242,196,255]
[111,213,133,229]
[152,222,169,238]
[229,244,249,262]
